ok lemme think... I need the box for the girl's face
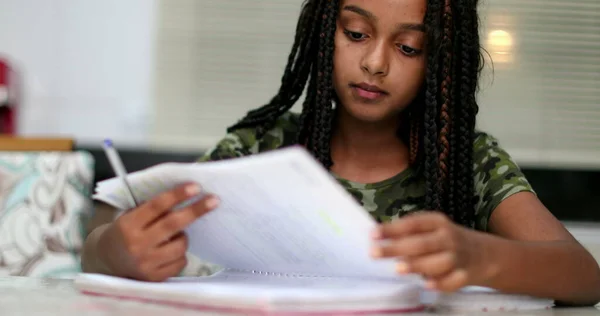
[333,0,427,124]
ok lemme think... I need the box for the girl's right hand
[97,183,219,281]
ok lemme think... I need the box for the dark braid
[407,89,425,166]
[422,0,443,212]
[310,1,338,168]
[409,111,420,165]
[438,0,454,215]
[455,0,481,227]
[297,58,319,145]
[227,0,324,135]
[447,1,461,223]
[228,0,482,228]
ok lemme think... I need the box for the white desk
[1,276,598,316]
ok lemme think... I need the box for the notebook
[90,146,425,313]
[86,146,554,313]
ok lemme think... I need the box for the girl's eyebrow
[396,23,426,33]
[342,5,425,33]
[343,5,376,21]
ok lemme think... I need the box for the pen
[102,139,139,208]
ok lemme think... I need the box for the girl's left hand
[370,212,491,292]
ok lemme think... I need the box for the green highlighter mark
[318,210,343,236]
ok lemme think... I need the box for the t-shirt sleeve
[197,128,259,162]
[197,112,300,162]
[473,132,535,232]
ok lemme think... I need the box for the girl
[82,0,600,306]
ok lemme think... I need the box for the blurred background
[0,0,599,221]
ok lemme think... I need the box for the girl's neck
[329,108,410,183]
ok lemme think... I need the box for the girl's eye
[399,45,421,56]
[344,29,367,41]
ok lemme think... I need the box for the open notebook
[75,272,424,314]
[91,146,425,313]
[86,146,554,313]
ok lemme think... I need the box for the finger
[126,183,202,227]
[144,232,189,267]
[426,269,469,293]
[158,230,188,247]
[397,251,457,278]
[143,195,220,247]
[152,256,189,282]
[373,212,448,240]
[371,231,446,259]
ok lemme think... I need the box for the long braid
[455,1,470,227]
[438,0,454,216]
[447,1,461,223]
[409,111,420,165]
[407,88,425,166]
[423,0,444,211]
[453,0,480,227]
[227,0,323,135]
[297,59,318,146]
[310,1,339,168]
[297,1,327,146]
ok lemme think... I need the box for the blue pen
[102,139,139,208]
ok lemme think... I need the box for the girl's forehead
[339,0,427,22]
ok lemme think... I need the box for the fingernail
[185,184,201,195]
[370,247,382,258]
[205,196,220,209]
[396,262,410,274]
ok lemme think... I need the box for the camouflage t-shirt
[198,112,534,232]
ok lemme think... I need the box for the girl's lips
[353,86,385,100]
[350,82,388,101]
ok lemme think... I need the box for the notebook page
[94,162,202,209]
[181,147,404,280]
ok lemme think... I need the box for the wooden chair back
[0,136,74,151]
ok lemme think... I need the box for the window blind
[476,0,600,169]
[149,0,301,150]
[150,0,600,169]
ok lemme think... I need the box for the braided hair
[228,0,482,228]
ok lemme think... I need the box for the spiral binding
[222,268,405,284]
[224,268,330,278]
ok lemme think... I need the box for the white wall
[0,0,158,147]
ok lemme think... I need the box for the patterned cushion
[0,151,94,278]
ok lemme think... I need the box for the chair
[0,137,95,278]
[0,136,74,151]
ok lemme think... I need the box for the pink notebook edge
[80,290,428,315]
